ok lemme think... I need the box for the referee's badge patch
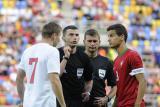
[99,69,106,79]
[77,68,84,79]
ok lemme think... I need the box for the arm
[60,46,71,76]
[134,73,147,107]
[82,80,93,102]
[16,69,26,103]
[60,58,68,76]
[84,80,93,93]
[48,73,66,107]
[107,85,117,101]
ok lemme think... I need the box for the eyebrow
[69,33,79,35]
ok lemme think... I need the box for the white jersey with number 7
[18,43,60,107]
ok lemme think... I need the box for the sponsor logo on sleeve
[98,69,106,79]
[77,68,84,79]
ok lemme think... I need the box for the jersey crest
[77,68,84,79]
[98,69,106,79]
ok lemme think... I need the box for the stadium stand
[0,0,160,106]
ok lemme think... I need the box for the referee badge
[77,68,84,79]
[99,69,106,79]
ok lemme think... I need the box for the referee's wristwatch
[63,56,69,61]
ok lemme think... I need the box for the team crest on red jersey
[120,60,124,67]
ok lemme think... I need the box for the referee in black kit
[57,25,93,107]
[83,29,117,107]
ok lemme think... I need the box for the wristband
[63,56,69,61]
[106,96,111,102]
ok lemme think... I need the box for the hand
[82,92,90,102]
[93,96,108,106]
[63,46,72,58]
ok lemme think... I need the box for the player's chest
[91,60,107,80]
[113,57,129,80]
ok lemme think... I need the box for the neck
[71,47,77,54]
[85,50,97,58]
[42,38,52,46]
[117,42,127,56]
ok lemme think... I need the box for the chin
[70,45,76,48]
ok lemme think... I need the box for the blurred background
[0,0,160,107]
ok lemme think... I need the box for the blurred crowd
[0,0,160,106]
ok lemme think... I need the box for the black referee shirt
[58,47,93,100]
[89,55,116,101]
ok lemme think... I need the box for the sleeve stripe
[129,68,144,76]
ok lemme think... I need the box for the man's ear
[121,34,125,40]
[51,33,56,40]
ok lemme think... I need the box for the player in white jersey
[16,22,66,107]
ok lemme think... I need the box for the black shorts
[57,99,84,107]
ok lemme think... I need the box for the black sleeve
[58,47,64,61]
[106,61,116,86]
[83,54,93,81]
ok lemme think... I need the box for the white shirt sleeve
[47,48,60,74]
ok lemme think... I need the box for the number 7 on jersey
[29,58,38,84]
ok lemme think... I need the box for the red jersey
[114,49,145,107]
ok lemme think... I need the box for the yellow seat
[2,0,9,8]
[8,0,15,8]
[132,40,139,47]
[144,40,150,46]
[51,2,58,10]
[125,6,130,14]
[114,0,120,5]
[131,0,136,6]
[113,5,119,12]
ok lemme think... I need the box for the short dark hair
[42,21,61,37]
[84,29,100,40]
[107,24,128,42]
[63,25,78,36]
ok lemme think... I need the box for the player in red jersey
[107,24,147,107]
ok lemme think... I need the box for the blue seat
[138,40,144,48]
[16,1,27,9]
[127,31,133,41]
[125,0,130,5]
[144,27,150,40]
[150,41,156,52]
[119,6,125,13]
[156,27,160,40]
[0,1,2,9]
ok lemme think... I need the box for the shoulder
[126,49,142,62]
[77,48,88,57]
[22,45,33,56]
[98,55,109,61]
[98,55,113,63]
[127,49,140,56]
[46,45,58,53]
[76,48,90,63]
